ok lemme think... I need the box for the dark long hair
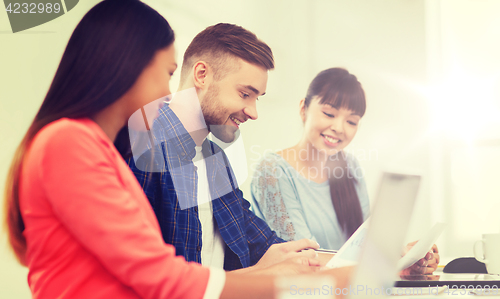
[4,0,174,265]
[304,68,366,238]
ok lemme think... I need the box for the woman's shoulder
[32,118,109,153]
[261,151,284,162]
[37,117,96,137]
[261,150,296,168]
[253,151,290,176]
[342,152,366,182]
[342,151,361,167]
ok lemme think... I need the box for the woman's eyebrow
[322,104,361,116]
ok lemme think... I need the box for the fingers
[297,248,318,259]
[405,259,428,274]
[407,240,418,246]
[281,238,320,253]
[406,254,438,275]
[294,264,320,274]
[287,257,322,274]
[309,259,321,267]
[424,250,439,271]
[281,256,321,267]
[423,265,436,274]
[406,263,426,275]
[254,256,322,275]
[427,255,439,272]
[425,251,434,261]
[292,256,311,265]
[430,244,440,264]
[418,258,428,267]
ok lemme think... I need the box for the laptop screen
[349,172,421,298]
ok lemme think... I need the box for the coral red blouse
[19,118,210,298]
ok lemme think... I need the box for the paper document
[396,222,446,271]
[325,221,446,270]
[325,220,368,268]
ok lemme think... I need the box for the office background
[1,0,499,297]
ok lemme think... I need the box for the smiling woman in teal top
[250,68,370,250]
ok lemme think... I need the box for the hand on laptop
[400,242,440,275]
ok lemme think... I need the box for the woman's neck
[91,103,126,142]
[280,139,330,183]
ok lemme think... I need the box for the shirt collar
[152,104,197,161]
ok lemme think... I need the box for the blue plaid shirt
[128,104,283,270]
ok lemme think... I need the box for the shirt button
[196,246,202,252]
[194,206,198,212]
[193,166,198,171]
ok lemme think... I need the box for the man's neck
[168,87,209,146]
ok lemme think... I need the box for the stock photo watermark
[290,284,428,296]
[4,0,79,33]
[288,284,500,296]
[250,145,379,164]
[126,87,378,210]
[127,89,245,210]
[250,145,378,181]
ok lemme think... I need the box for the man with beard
[127,23,321,274]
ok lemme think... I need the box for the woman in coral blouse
[3,1,326,298]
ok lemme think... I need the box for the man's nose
[243,101,258,120]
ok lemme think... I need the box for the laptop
[347,172,500,297]
[277,172,422,299]
[344,172,422,298]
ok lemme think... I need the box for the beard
[200,83,238,143]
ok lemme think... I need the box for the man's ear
[299,98,307,122]
[192,61,211,90]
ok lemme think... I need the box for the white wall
[152,0,434,259]
[1,0,498,297]
[426,0,500,259]
[1,2,101,297]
